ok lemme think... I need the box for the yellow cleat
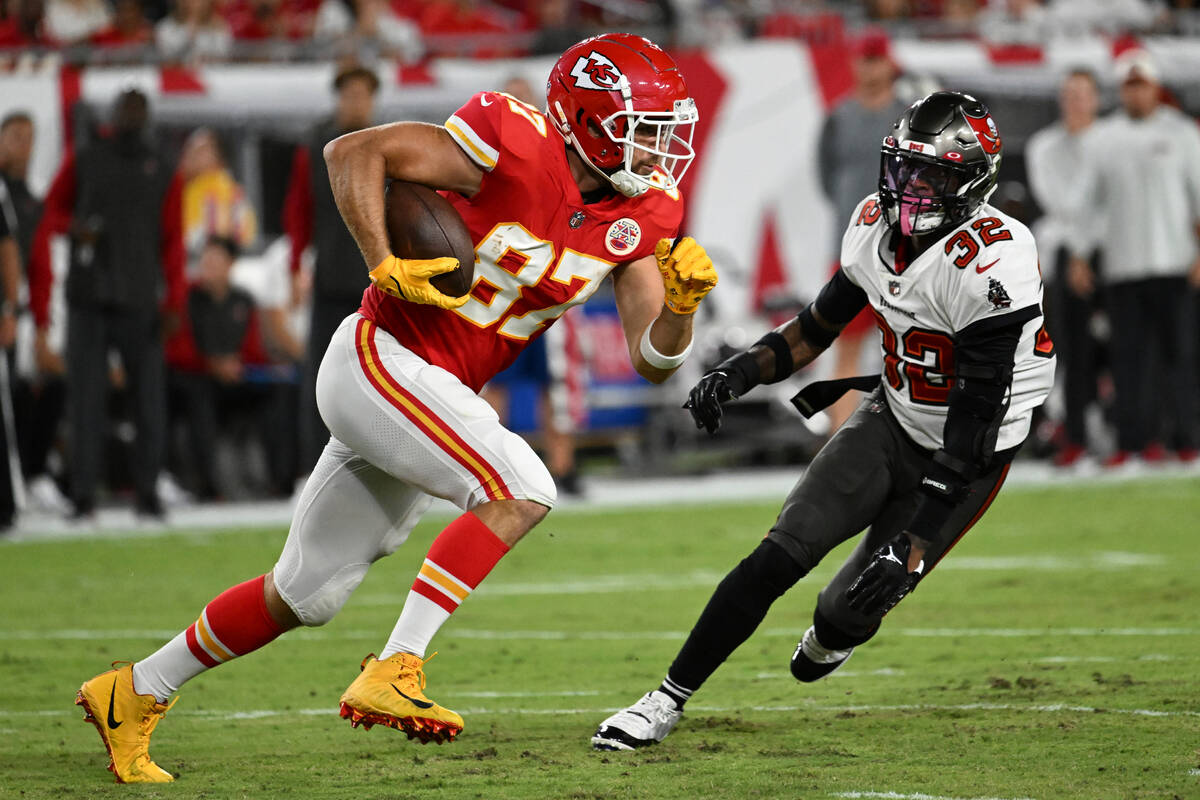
[339,652,463,744]
[75,662,176,783]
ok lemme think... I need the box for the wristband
[639,323,692,370]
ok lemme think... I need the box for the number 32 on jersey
[453,223,612,340]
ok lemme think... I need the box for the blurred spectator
[0,166,20,531]
[978,0,1049,43]
[1026,68,1102,467]
[1,112,70,514]
[284,63,377,475]
[43,0,111,44]
[528,0,580,57]
[312,0,423,62]
[0,113,38,271]
[418,0,523,58]
[224,0,314,42]
[1046,0,1166,35]
[166,235,287,499]
[941,0,982,28]
[1068,51,1200,465]
[816,30,906,432]
[178,128,257,266]
[156,0,233,62]
[91,0,153,48]
[0,0,52,47]
[867,0,911,21]
[29,89,186,520]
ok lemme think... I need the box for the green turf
[2,478,1199,800]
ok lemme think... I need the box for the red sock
[185,574,284,667]
[410,512,511,613]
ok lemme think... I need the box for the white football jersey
[840,194,1056,453]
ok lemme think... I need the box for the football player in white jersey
[593,91,1056,750]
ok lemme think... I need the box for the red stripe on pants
[354,319,514,500]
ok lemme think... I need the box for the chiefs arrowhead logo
[570,51,623,91]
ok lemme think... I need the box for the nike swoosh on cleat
[976,258,999,274]
[391,684,434,709]
[107,677,123,729]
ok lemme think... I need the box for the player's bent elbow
[322,133,358,169]
[635,362,674,384]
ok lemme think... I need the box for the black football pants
[66,305,166,512]
[667,389,1014,692]
[1106,276,1198,452]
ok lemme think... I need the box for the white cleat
[591,691,681,751]
[790,625,854,682]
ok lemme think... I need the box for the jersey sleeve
[445,91,504,172]
[948,225,1044,334]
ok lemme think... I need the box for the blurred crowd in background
[2,0,1200,63]
[0,0,1198,530]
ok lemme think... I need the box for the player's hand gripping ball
[655,237,717,315]
[369,256,468,309]
[371,181,477,310]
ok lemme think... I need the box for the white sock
[379,591,451,659]
[132,631,208,703]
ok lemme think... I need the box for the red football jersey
[359,91,684,392]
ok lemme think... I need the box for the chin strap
[608,169,649,198]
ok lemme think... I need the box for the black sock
[656,676,692,709]
[666,539,807,694]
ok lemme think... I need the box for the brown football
[384,181,476,298]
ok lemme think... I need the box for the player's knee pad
[272,561,370,627]
[813,604,879,650]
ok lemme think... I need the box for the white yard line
[8,701,1197,720]
[3,626,1197,641]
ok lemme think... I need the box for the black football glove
[845,533,925,616]
[683,370,744,434]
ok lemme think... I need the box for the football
[384,181,476,298]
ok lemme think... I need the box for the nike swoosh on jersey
[480,95,493,106]
[107,677,123,729]
[976,259,1000,274]
[392,684,434,709]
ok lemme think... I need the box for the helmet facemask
[880,148,992,237]
[556,80,697,197]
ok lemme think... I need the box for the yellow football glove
[655,236,718,315]
[369,255,468,310]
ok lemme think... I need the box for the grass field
[2,476,1199,800]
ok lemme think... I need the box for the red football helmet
[546,33,698,197]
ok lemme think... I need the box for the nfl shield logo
[888,280,902,297]
[569,211,586,229]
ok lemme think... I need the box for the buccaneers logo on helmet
[963,109,1002,155]
[570,51,623,91]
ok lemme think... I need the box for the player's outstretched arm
[683,270,865,434]
[323,122,483,271]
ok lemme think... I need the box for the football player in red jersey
[74,34,717,782]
